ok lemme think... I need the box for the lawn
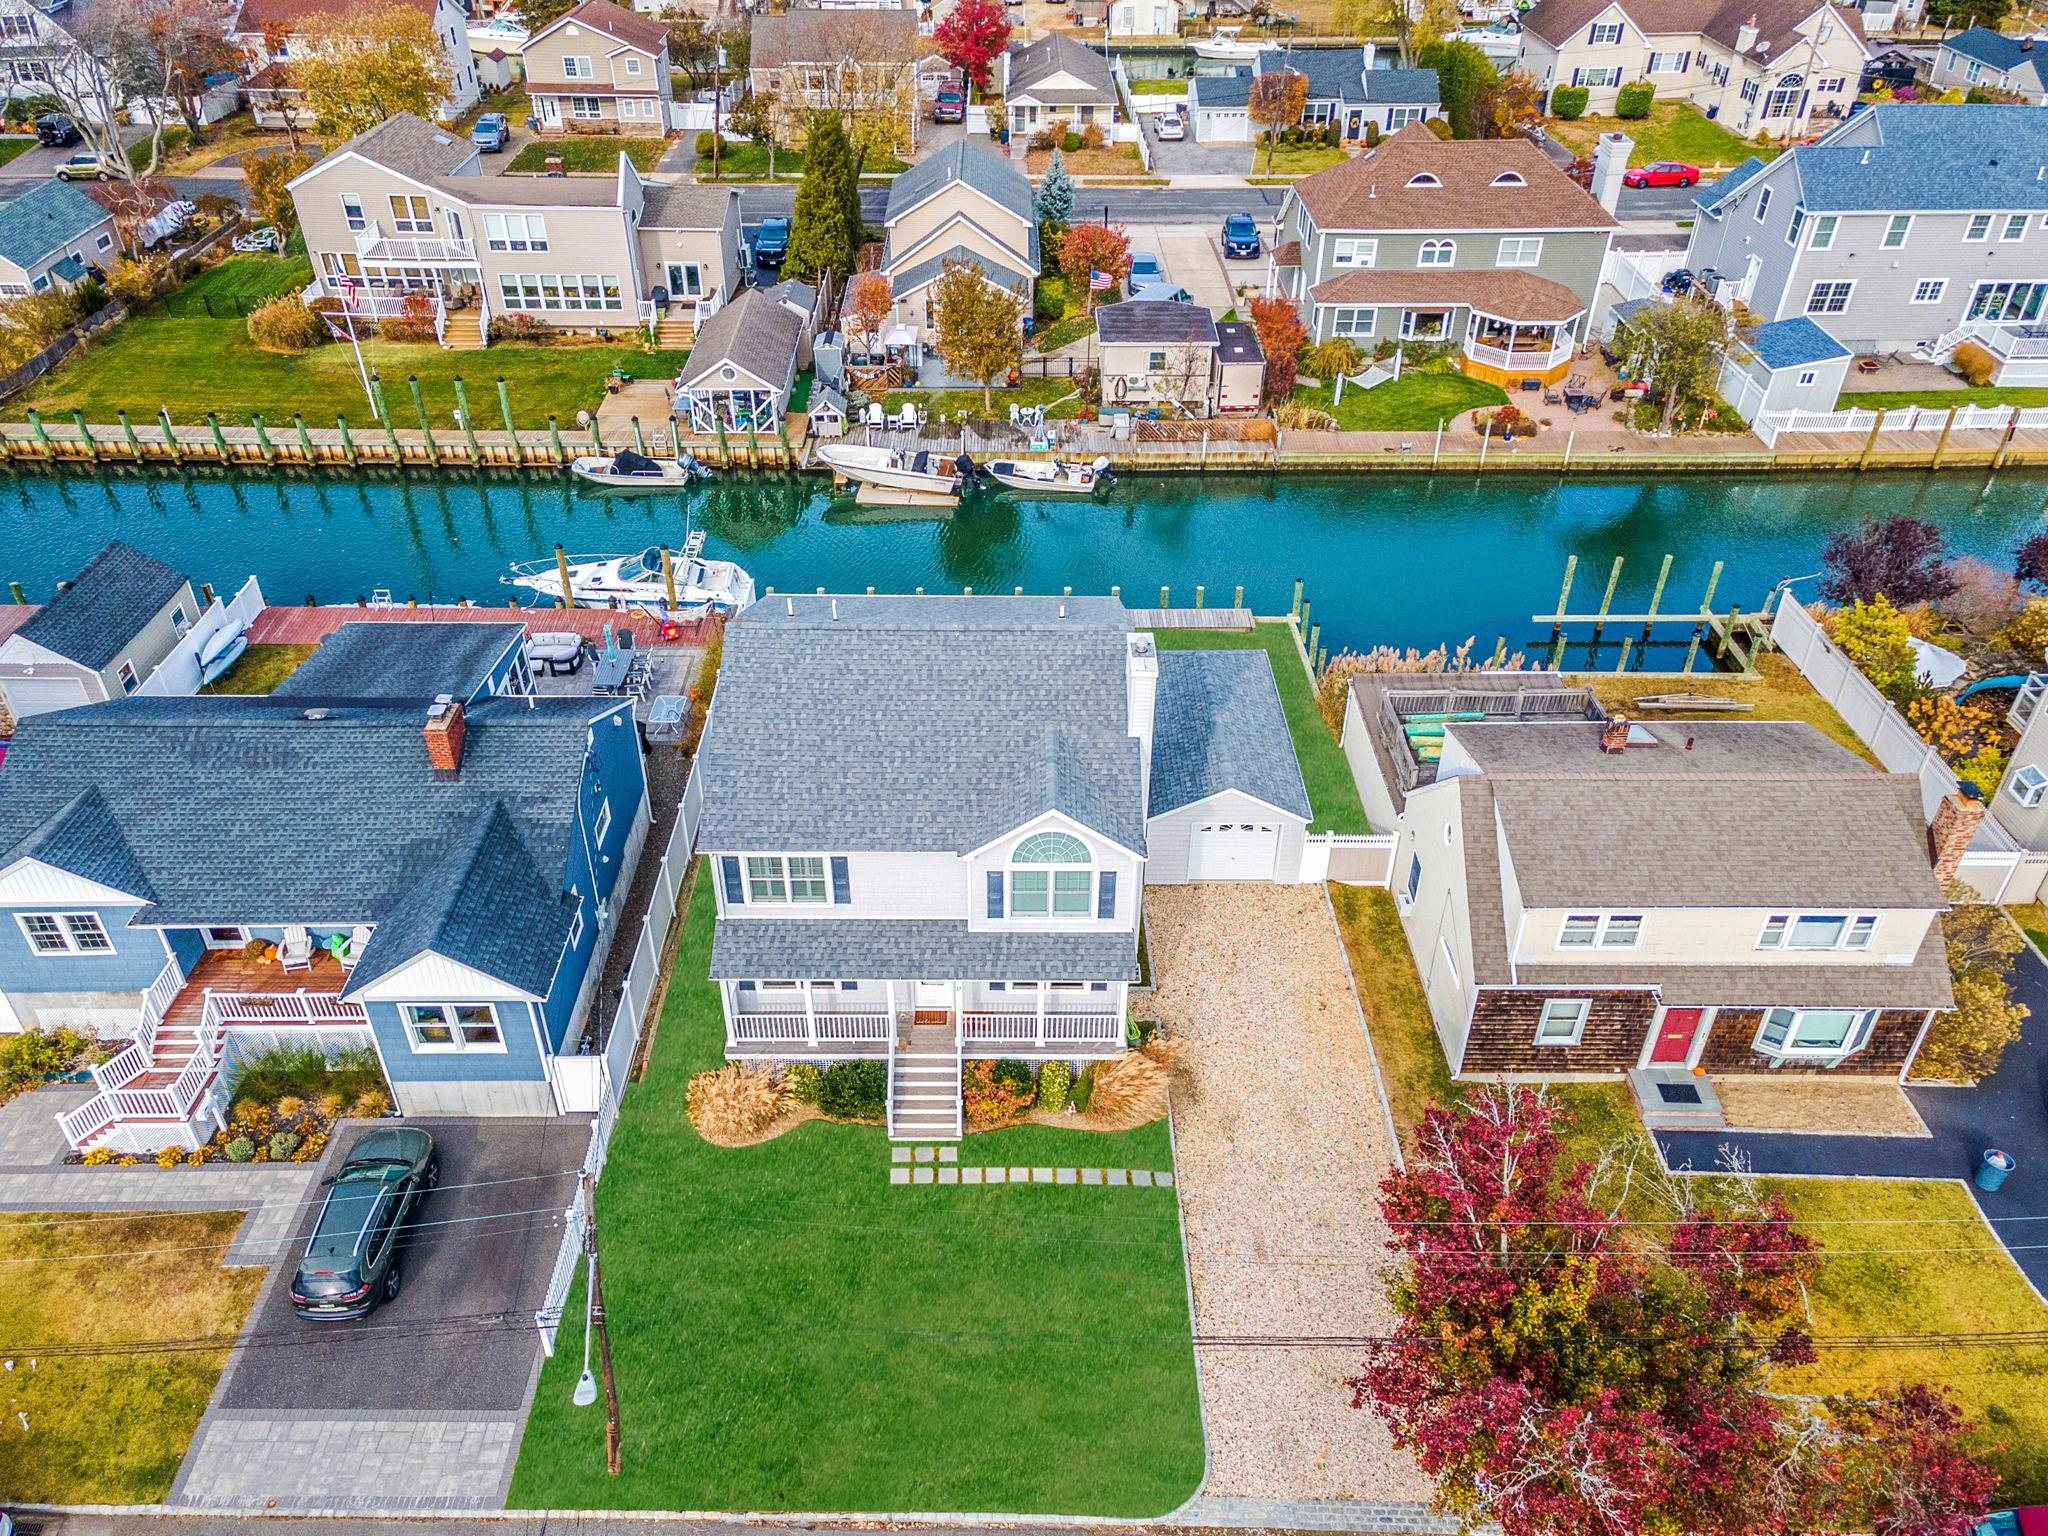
[0,135,33,168]
[2011,899,2048,957]
[1576,652,1877,766]
[0,1209,264,1504]
[695,144,910,180]
[508,862,1205,1516]
[509,135,668,173]
[164,254,315,316]
[1545,103,1779,170]
[1129,78,1188,94]
[1035,314,1097,352]
[1836,386,2048,411]
[202,642,314,694]
[1149,620,1371,833]
[8,310,687,428]
[1250,142,1346,176]
[882,374,1083,421]
[1291,372,1507,432]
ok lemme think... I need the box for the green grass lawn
[127,125,190,171]
[1291,371,1507,432]
[202,642,314,694]
[164,255,315,316]
[1251,141,1345,175]
[508,862,1205,1515]
[0,135,34,168]
[2010,900,2048,957]
[1836,387,2048,410]
[1547,103,1778,169]
[1129,78,1188,94]
[1149,620,1370,833]
[1035,314,1097,352]
[696,143,910,180]
[882,374,1083,420]
[509,135,668,173]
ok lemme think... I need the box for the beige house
[877,141,1038,377]
[1517,0,1867,138]
[0,542,196,723]
[1095,300,1222,415]
[749,7,940,154]
[229,0,480,123]
[523,0,672,136]
[288,114,745,347]
[1002,32,1117,140]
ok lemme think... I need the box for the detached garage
[1146,649,1312,883]
[0,674,93,720]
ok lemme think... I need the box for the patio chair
[864,402,887,430]
[337,925,372,971]
[278,925,314,973]
[895,403,920,432]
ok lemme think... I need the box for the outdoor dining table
[646,694,689,740]
[591,653,632,693]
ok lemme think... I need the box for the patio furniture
[1856,356,1882,375]
[279,925,314,973]
[864,402,887,430]
[646,694,689,741]
[592,653,632,694]
[526,631,584,675]
[336,924,372,971]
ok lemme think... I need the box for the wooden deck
[246,603,718,648]
[163,947,351,1027]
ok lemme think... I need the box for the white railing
[90,958,181,1093]
[203,989,369,1029]
[729,1009,888,1045]
[1925,319,2048,363]
[1758,400,2048,446]
[961,1010,1122,1046]
[1299,831,1398,885]
[354,220,476,264]
[817,1012,891,1041]
[1463,338,1570,371]
[57,1095,116,1148]
[731,1011,809,1042]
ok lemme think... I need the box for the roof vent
[1860,148,1870,164]
[432,133,452,144]
[301,707,331,721]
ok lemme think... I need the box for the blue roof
[1250,47,1439,105]
[1191,70,1253,108]
[16,539,187,669]
[1150,650,1312,820]
[1747,316,1851,371]
[276,621,526,704]
[50,254,85,282]
[1723,105,2048,214]
[1941,25,2048,76]
[4,787,156,902]
[884,140,1034,227]
[0,179,109,270]
[1695,155,1766,210]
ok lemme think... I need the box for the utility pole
[583,1171,622,1474]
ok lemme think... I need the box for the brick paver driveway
[1145,884,1429,1505]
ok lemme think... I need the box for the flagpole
[336,283,375,416]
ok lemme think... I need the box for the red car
[933,89,965,123]
[1622,160,1700,188]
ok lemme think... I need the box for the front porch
[722,977,1128,1057]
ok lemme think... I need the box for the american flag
[1089,268,1114,291]
[324,314,356,343]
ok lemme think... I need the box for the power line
[0,1167,588,1231]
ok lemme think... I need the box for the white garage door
[3,676,90,719]
[1188,821,1280,881]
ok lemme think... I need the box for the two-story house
[1927,27,2048,104]
[230,0,480,124]
[1683,105,2048,376]
[289,113,745,343]
[1341,676,1955,1088]
[1189,45,1441,144]
[748,7,939,154]
[1516,0,1867,138]
[0,541,196,726]
[695,595,1311,1139]
[880,141,1038,378]
[523,0,672,136]
[0,180,117,298]
[0,620,650,1153]
[1269,125,1617,387]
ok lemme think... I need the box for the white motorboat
[503,531,755,613]
[817,441,968,498]
[568,448,712,490]
[982,455,1114,496]
[1452,22,1521,61]
[1191,26,1263,58]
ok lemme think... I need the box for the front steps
[890,1024,961,1141]
[654,314,694,349]
[442,310,486,350]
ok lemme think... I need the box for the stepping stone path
[887,1145,1172,1187]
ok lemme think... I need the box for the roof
[1095,299,1220,345]
[429,174,623,206]
[0,180,111,270]
[640,181,735,230]
[1216,321,1263,363]
[1007,31,1115,99]
[1517,0,1863,60]
[319,112,475,185]
[696,594,1147,855]
[1150,651,1310,820]
[890,245,1033,300]
[709,917,1141,980]
[16,540,186,669]
[751,6,920,69]
[529,0,668,54]
[1253,46,1440,105]
[1190,70,1254,108]
[1310,267,1588,321]
[1293,123,1617,232]
[1694,155,1767,210]
[675,285,805,392]
[1730,104,2048,215]
[1745,315,1851,370]
[1938,25,2048,80]
[884,138,1034,227]
[274,622,525,702]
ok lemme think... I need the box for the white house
[229,0,480,122]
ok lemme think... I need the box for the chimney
[1599,716,1631,754]
[1736,13,1759,50]
[1127,633,1159,806]
[424,694,466,779]
[1593,132,1633,213]
[1361,40,1376,71]
[1929,784,1987,888]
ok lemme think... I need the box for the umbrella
[604,620,617,662]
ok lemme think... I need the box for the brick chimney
[424,694,466,779]
[1929,784,1987,888]
[1600,716,1631,754]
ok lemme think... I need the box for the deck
[246,603,718,649]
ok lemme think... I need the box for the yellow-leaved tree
[292,0,453,137]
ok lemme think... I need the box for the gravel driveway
[1145,884,1429,1503]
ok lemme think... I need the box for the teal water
[4,466,2046,656]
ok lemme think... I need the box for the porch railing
[1463,338,1571,370]
[962,1011,1123,1046]
[203,989,370,1029]
[729,1010,890,1047]
[354,220,476,264]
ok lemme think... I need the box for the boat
[817,441,969,499]
[1191,26,1263,58]
[982,456,1114,496]
[568,448,712,490]
[503,530,755,613]
[196,622,248,686]
[1452,22,1521,60]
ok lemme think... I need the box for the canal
[3,466,2046,657]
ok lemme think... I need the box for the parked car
[754,215,790,268]
[1221,212,1261,259]
[933,89,965,123]
[1862,55,1919,93]
[1128,250,1163,286]
[1157,107,1186,140]
[471,111,510,151]
[54,152,119,181]
[289,1127,437,1321]
[33,112,77,147]
[1622,160,1700,188]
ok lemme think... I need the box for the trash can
[1977,1148,2016,1192]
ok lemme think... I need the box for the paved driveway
[169,1117,587,1512]
[1142,114,1249,176]
[1127,222,1240,313]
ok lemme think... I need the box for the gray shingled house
[0,541,198,723]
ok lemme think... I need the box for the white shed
[1718,316,1852,425]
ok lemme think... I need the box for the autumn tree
[844,270,892,359]
[2016,529,2048,591]
[931,260,1023,412]
[784,111,861,281]
[1247,68,1307,174]
[1828,594,1918,701]
[1416,37,1498,138]
[512,0,574,31]
[1913,883,2030,1085]
[730,87,783,178]
[1060,222,1129,311]
[1822,516,1959,606]
[30,17,131,183]
[1479,68,1544,139]
[292,0,453,135]
[85,0,238,174]
[1331,0,1456,64]
[1613,294,1737,434]
[1250,294,1307,402]
[933,0,1009,91]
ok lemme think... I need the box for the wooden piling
[408,376,438,467]
[1592,555,1623,646]
[1548,553,1578,661]
[1857,410,1884,471]
[555,544,577,608]
[453,378,481,465]
[1291,579,1303,618]
[116,410,141,462]
[157,408,183,466]
[548,416,565,466]
[660,545,677,609]
[207,413,230,464]
[252,414,276,465]
[295,413,316,466]
[713,415,730,466]
[1195,584,1205,609]
[631,416,646,456]
[28,409,54,459]
[337,415,358,467]
[1233,584,1244,609]
[8,581,24,604]
[1617,635,1634,672]
[72,411,98,465]
[1159,585,1169,608]
[1932,407,1958,470]
[1683,560,1724,674]
[497,377,524,467]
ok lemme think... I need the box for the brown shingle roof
[641,180,736,229]
[751,6,920,68]
[1293,123,1617,232]
[1518,0,1863,57]
[1309,268,1587,320]
[532,0,670,56]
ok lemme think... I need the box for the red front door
[1649,1007,1704,1065]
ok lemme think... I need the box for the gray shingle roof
[710,916,1140,980]
[890,244,1033,301]
[1191,71,1254,109]
[275,622,525,703]
[697,595,1145,855]
[1715,105,2048,215]
[1746,316,1850,371]
[640,181,736,230]
[16,539,187,669]
[1150,651,1310,820]
[675,286,804,392]
[1694,155,1766,211]
[0,180,110,271]
[884,139,1035,227]
[5,786,155,902]
[1007,31,1115,100]
[323,111,477,184]
[1939,26,2048,85]
[1096,300,1219,346]
[1254,47,1439,106]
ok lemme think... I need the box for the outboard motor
[955,453,979,481]
[1090,454,1114,484]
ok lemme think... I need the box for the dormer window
[1405,172,1441,187]
[1490,171,1526,186]
[1010,831,1092,914]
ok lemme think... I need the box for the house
[672,281,815,433]
[229,0,479,123]
[289,113,745,342]
[1928,27,2048,103]
[1340,676,1955,1085]
[695,595,1309,1138]
[1189,46,1440,143]
[1270,124,1617,386]
[1515,0,1867,138]
[1215,320,1265,411]
[0,541,196,725]
[1717,314,1850,422]
[880,141,1039,375]
[1682,105,2048,373]
[0,179,117,297]
[522,0,672,136]
[749,7,938,154]
[1107,0,1177,38]
[273,621,533,704]
[0,0,121,122]
[1096,299,1222,415]
[0,628,649,1152]
[1002,32,1117,141]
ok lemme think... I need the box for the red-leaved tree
[1249,295,1307,403]
[1350,1087,1996,1536]
[1060,222,1129,311]
[933,0,1010,91]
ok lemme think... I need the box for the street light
[572,1239,598,1406]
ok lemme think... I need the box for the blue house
[1190,46,1439,144]
[0,630,648,1152]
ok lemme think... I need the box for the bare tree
[1151,342,1213,416]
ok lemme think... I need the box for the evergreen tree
[1035,149,1075,227]
[842,125,867,257]
[784,112,858,281]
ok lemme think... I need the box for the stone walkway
[886,1145,1174,1186]
[169,1409,523,1511]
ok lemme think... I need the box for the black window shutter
[987,870,1004,918]
[830,855,851,904]
[721,856,743,904]
[1097,869,1117,919]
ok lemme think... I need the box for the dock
[246,603,717,649]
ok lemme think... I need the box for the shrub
[696,129,715,156]
[352,1088,393,1118]
[0,1025,92,1093]
[1828,594,1918,702]
[1549,84,1589,118]
[818,1060,886,1120]
[247,294,327,353]
[963,1059,1035,1130]
[1997,597,2048,654]
[378,291,437,344]
[105,255,167,309]
[1037,1059,1072,1113]
[1953,340,1996,388]
[1614,80,1654,118]
[992,1058,1036,1095]
[156,1145,182,1168]
[268,1130,302,1160]
[1942,556,2024,637]
[1906,693,1998,758]
[1080,120,1105,151]
[783,1061,823,1105]
[1303,337,1364,380]
[1033,282,1066,323]
[686,1063,789,1140]
[1030,119,1065,151]
[1274,400,1338,430]
[1323,116,1340,146]
[224,1137,255,1163]
[490,313,557,344]
[1956,747,2007,799]
[228,1042,385,1107]
[1085,1046,1170,1129]
[1061,130,1082,152]
[1071,1062,1096,1112]
[1423,116,1454,139]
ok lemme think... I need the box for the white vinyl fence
[138,576,265,697]
[1755,401,2048,449]
[1297,832,1396,885]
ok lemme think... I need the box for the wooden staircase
[442,309,486,350]
[654,312,695,349]
[888,1023,962,1141]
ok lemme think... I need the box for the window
[2011,763,2048,807]
[1405,173,1441,188]
[203,926,248,949]
[1331,306,1376,337]
[787,856,828,903]
[1786,207,1805,245]
[1148,350,1168,372]
[117,660,139,695]
[171,604,189,634]
[1402,853,1422,907]
[341,194,365,231]
[1496,236,1543,267]
[484,212,548,251]
[563,53,593,76]
[95,232,112,251]
[740,855,830,903]
[570,95,603,118]
[1417,239,1455,267]
[1753,185,1772,222]
[1912,278,1947,305]
[1572,66,1622,87]
[1969,280,2048,321]
[1557,914,1639,948]
[746,856,787,902]
[1009,831,1094,917]
[1647,49,1688,72]
[1589,20,1622,43]
[566,898,584,950]
[1756,1006,1875,1059]
[1794,369,1817,387]
[1559,915,1600,947]
[1740,78,1759,103]
[2003,212,2030,241]
[1490,171,1526,186]
[1535,998,1589,1045]
[16,912,112,954]
[1387,105,1427,128]
[1809,213,1838,249]
[592,798,612,844]
[1764,78,1804,119]
[1805,280,1853,315]
[1757,912,1878,950]
[0,14,33,36]
[402,1002,505,1051]
[1966,213,1993,241]
[1882,214,1912,249]
[625,54,642,74]
[388,195,431,233]
[1331,236,1377,267]
[495,272,623,311]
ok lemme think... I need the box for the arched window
[1011,831,1093,915]
[1418,238,1456,267]
[1490,171,1526,186]
[1404,172,1442,187]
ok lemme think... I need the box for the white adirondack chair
[337,925,373,971]
[278,925,314,973]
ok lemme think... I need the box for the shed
[1717,316,1852,427]
[0,540,196,722]
[808,383,849,437]
[1214,321,1264,412]
[672,285,811,432]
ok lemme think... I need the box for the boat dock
[246,603,717,649]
